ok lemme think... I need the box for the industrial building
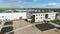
[0,10,57,22]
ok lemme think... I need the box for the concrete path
[49,22,60,27]
[0,21,5,31]
[41,28,60,34]
[13,20,41,34]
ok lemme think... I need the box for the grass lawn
[4,21,13,25]
[0,26,14,34]
[35,23,56,31]
[51,20,60,25]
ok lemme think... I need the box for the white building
[0,10,27,21]
[0,10,57,22]
[31,12,57,22]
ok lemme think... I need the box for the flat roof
[0,10,56,13]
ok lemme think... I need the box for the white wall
[0,12,27,21]
[32,12,57,22]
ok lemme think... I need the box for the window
[36,15,37,16]
[43,14,44,16]
[41,17,42,19]
[39,14,40,16]
[41,14,42,16]
[2,16,4,18]
[45,14,48,19]
[36,18,38,19]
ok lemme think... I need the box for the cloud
[41,3,60,8]
[0,0,60,8]
[31,2,60,8]
[48,3,59,6]
[46,3,60,8]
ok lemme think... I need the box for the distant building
[0,10,57,22]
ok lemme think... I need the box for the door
[45,14,48,19]
[31,15,35,23]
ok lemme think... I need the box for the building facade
[0,10,27,21]
[31,12,57,22]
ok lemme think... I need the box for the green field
[0,8,27,12]
[0,26,14,34]
[4,21,13,25]
[0,8,60,12]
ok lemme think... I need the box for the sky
[0,0,60,8]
